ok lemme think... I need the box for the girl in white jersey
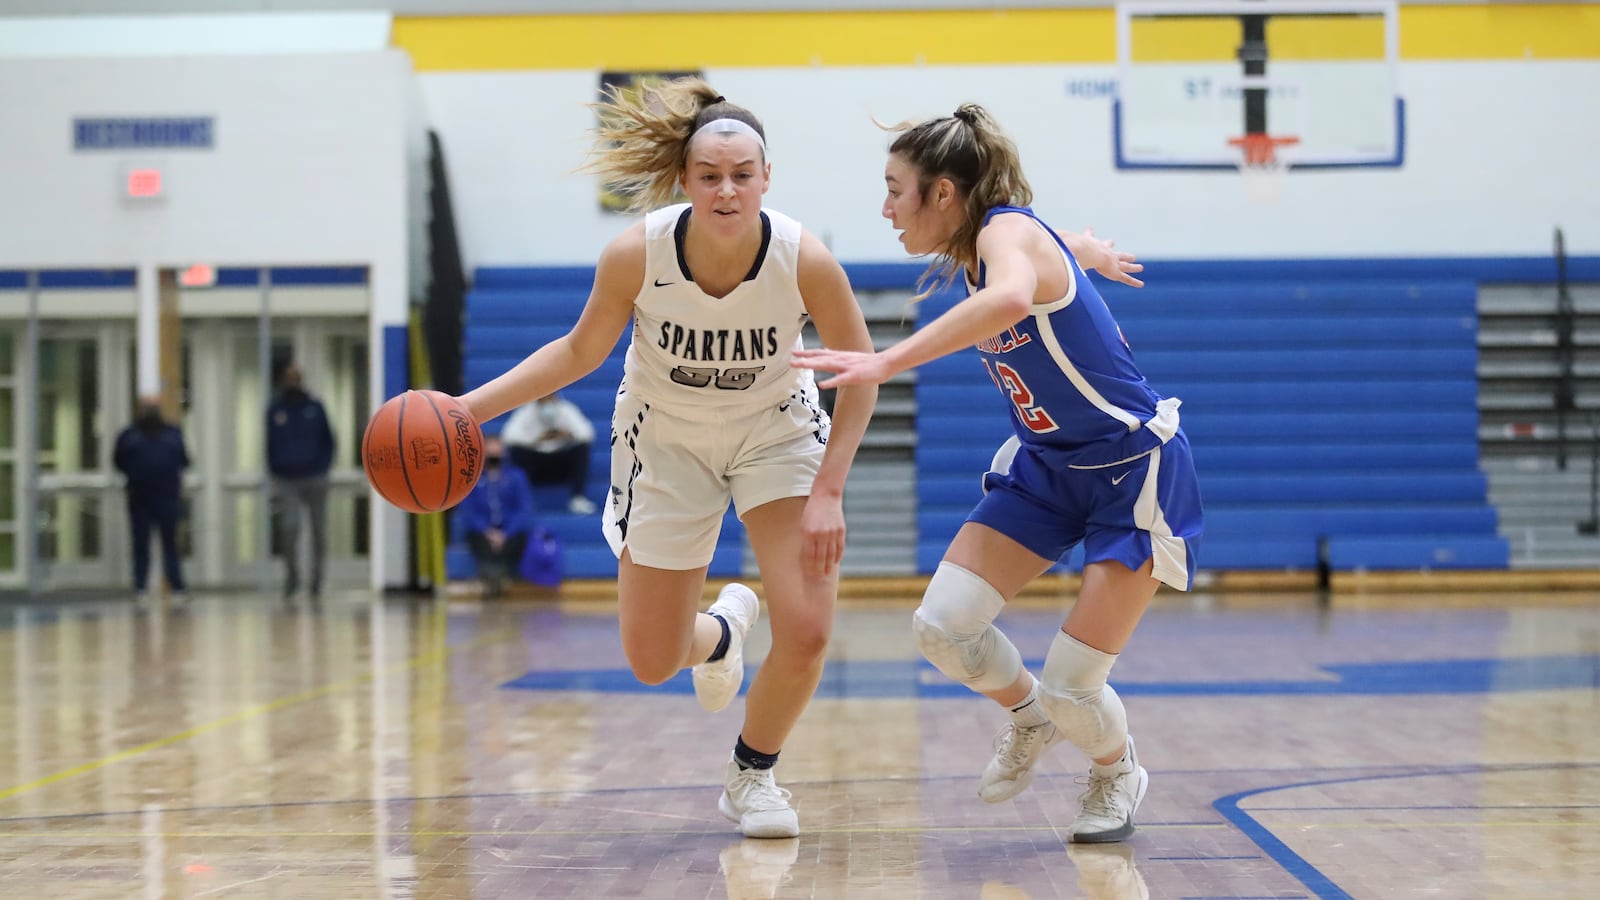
[794,104,1202,844]
[461,78,877,839]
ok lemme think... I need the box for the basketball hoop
[1228,134,1300,205]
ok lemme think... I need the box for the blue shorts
[968,431,1204,591]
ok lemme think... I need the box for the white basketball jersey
[621,203,817,410]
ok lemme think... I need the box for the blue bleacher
[454,266,744,581]
[913,273,1507,574]
[462,265,1508,577]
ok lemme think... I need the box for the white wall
[0,51,413,324]
[0,49,416,589]
[418,60,1600,267]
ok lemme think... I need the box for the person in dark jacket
[456,436,537,598]
[266,364,336,601]
[113,397,190,603]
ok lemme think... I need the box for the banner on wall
[596,70,703,214]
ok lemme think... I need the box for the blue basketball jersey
[969,206,1173,468]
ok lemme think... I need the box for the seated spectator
[455,436,538,598]
[501,391,598,514]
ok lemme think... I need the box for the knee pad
[912,562,1023,693]
[1038,630,1127,759]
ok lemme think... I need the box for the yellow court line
[0,624,521,804]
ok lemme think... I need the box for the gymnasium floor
[0,583,1595,899]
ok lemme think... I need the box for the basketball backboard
[1113,0,1404,171]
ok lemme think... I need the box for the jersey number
[670,365,766,390]
[983,360,1060,434]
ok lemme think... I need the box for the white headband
[693,117,766,152]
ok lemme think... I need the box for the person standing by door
[114,397,190,605]
[266,364,336,603]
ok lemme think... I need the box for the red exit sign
[126,167,162,198]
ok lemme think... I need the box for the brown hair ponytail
[884,103,1031,295]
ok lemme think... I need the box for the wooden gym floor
[0,578,1595,899]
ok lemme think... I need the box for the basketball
[362,389,484,514]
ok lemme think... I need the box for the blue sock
[705,613,731,663]
[734,736,779,770]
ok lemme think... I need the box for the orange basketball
[362,389,484,514]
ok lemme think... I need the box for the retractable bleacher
[915,275,1508,575]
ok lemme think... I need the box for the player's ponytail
[585,77,767,213]
[884,102,1032,298]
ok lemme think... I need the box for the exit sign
[126,167,162,198]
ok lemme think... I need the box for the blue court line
[502,654,1600,697]
[1246,803,1600,812]
[1213,762,1600,900]
[1215,778,1364,900]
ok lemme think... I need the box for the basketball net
[1228,134,1299,206]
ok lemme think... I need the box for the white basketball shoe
[719,757,800,839]
[1069,735,1149,843]
[692,583,760,713]
[979,719,1065,802]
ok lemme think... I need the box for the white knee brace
[1038,630,1128,760]
[912,562,1023,693]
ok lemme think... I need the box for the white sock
[1008,678,1051,728]
[1092,740,1134,775]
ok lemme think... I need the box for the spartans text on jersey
[658,322,780,362]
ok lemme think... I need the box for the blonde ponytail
[584,77,768,213]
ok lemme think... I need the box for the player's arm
[794,229,879,575]
[792,216,1038,390]
[461,224,642,425]
[1056,226,1144,288]
[797,229,878,498]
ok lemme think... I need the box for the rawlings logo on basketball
[447,409,481,481]
[409,438,443,468]
[367,445,403,470]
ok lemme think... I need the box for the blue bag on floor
[518,527,564,587]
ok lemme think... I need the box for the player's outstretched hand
[1077,226,1145,288]
[790,348,892,390]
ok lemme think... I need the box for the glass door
[0,327,16,585]
[35,322,136,591]
[185,316,369,589]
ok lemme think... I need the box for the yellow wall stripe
[392,10,1115,71]
[1129,17,1241,64]
[1401,4,1600,60]
[1269,16,1388,62]
[392,4,1600,72]
[1129,15,1386,63]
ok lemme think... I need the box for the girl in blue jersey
[793,103,1203,843]
[463,78,879,839]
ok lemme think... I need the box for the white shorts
[602,388,831,570]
